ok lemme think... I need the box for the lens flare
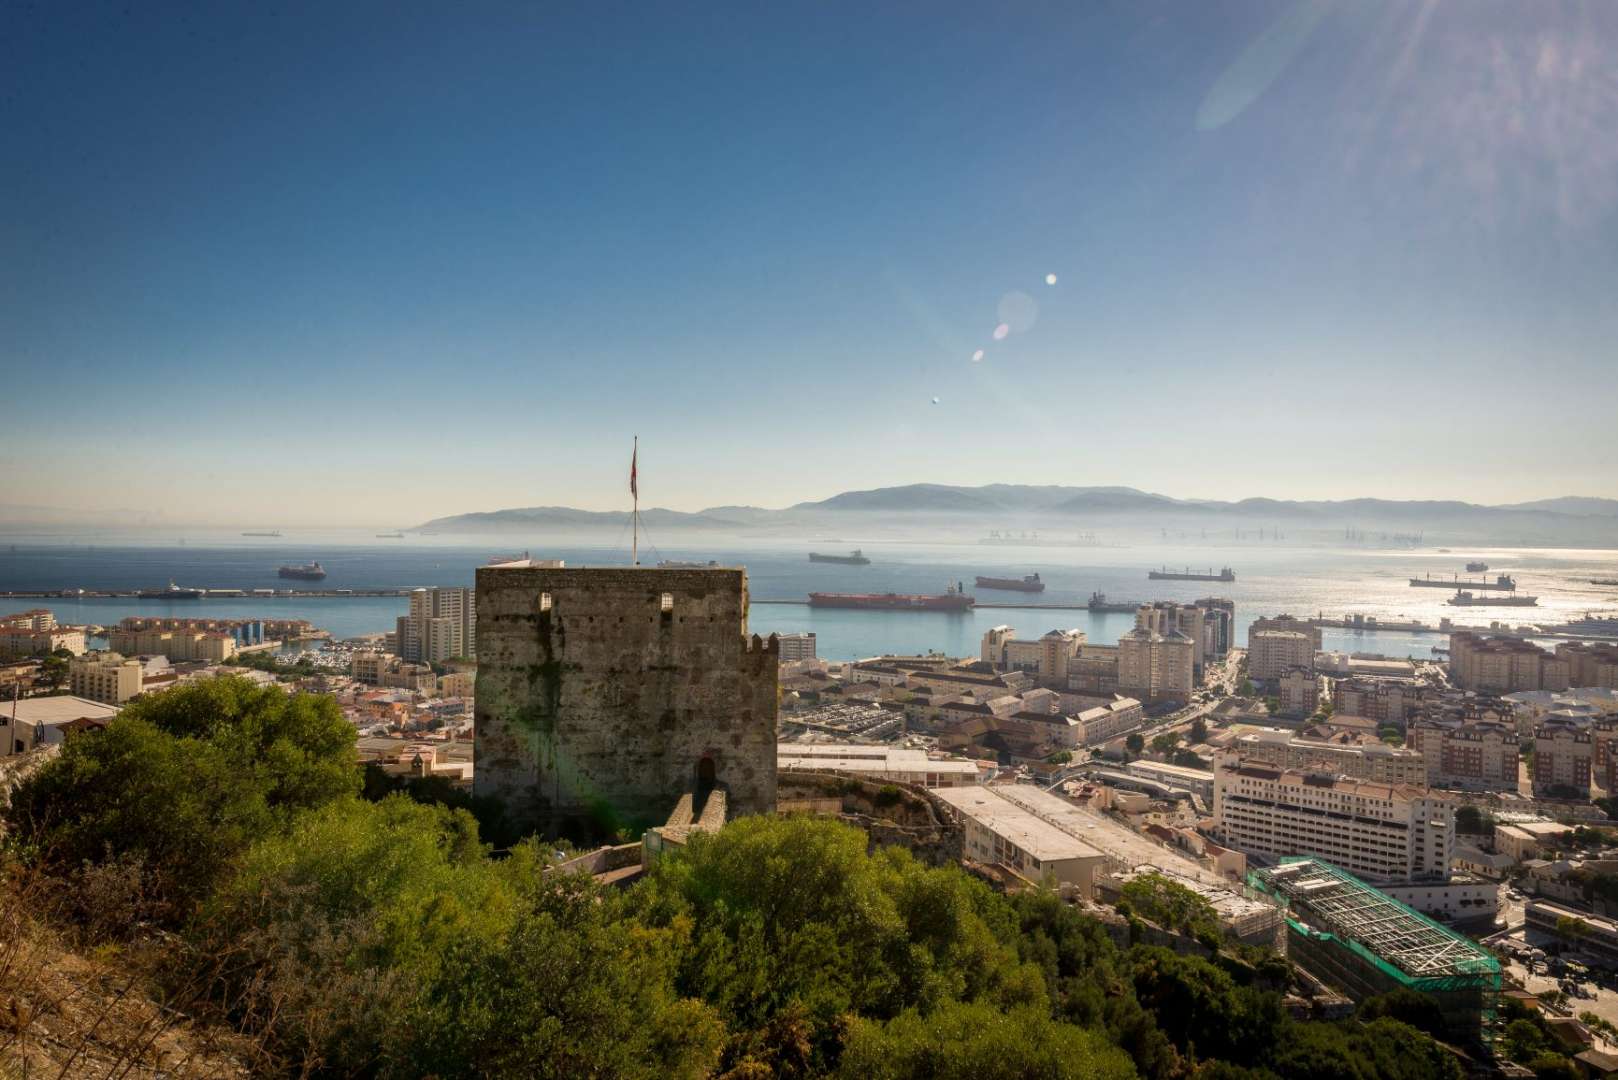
[1045,273,1058,285]
[992,323,1010,340]
[972,349,985,362]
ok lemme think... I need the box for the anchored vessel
[137,581,205,599]
[809,549,871,565]
[241,531,282,537]
[1448,590,1538,607]
[1148,566,1235,582]
[808,584,973,611]
[1465,561,1489,572]
[1410,573,1516,591]
[376,532,404,539]
[1592,579,1618,587]
[1087,591,1140,613]
[974,573,1045,593]
[277,562,327,581]
[657,559,720,569]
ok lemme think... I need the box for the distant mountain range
[414,485,1618,541]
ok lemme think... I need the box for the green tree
[39,653,69,688]
[1151,733,1179,755]
[4,717,276,922]
[1356,988,1446,1038]
[1454,805,1492,834]
[1189,717,1208,744]
[1126,733,1146,756]
[837,1001,1134,1080]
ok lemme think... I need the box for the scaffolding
[1248,857,1500,1046]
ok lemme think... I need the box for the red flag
[629,439,637,499]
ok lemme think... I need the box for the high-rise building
[1248,629,1314,681]
[1333,676,1425,726]
[474,565,778,833]
[1137,599,1234,674]
[1556,642,1618,689]
[1117,627,1194,703]
[1533,712,1593,796]
[1213,756,1453,883]
[1248,615,1323,651]
[397,587,477,662]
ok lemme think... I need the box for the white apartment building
[1277,667,1319,718]
[1073,696,1144,746]
[1231,728,1427,785]
[68,651,144,704]
[776,633,817,662]
[1213,756,1453,883]
[1248,629,1314,681]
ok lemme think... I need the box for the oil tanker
[1411,573,1516,591]
[1087,591,1140,613]
[974,573,1044,593]
[1148,566,1235,582]
[808,585,973,611]
[278,562,327,581]
[1447,590,1538,607]
[809,550,871,565]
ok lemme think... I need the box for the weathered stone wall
[474,566,778,834]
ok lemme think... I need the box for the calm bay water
[3,535,1616,661]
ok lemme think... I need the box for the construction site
[1249,858,1501,1046]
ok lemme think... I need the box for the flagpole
[632,435,639,566]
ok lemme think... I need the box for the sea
[3,531,1617,661]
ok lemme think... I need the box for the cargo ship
[278,562,327,581]
[808,584,973,611]
[974,573,1044,593]
[376,532,404,539]
[809,550,871,565]
[1087,591,1140,613]
[1410,573,1516,591]
[138,581,205,599]
[242,531,282,537]
[1448,590,1538,607]
[1592,579,1618,587]
[1465,561,1489,573]
[658,559,720,569]
[1148,566,1235,582]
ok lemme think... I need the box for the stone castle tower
[473,565,778,835]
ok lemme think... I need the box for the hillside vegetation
[3,678,1467,1078]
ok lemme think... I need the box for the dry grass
[0,863,256,1080]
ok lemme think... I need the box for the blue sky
[4,1,1616,525]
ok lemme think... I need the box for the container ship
[137,581,205,599]
[974,573,1044,593]
[278,562,327,581]
[1448,590,1538,607]
[1148,566,1235,582]
[809,550,871,565]
[1087,592,1140,613]
[1410,573,1516,591]
[1465,561,1489,572]
[808,585,973,611]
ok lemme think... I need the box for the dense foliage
[2,680,1471,1078]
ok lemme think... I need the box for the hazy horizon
[5,2,1617,525]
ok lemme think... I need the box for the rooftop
[932,784,1108,864]
[1,696,121,727]
[1250,858,1500,984]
